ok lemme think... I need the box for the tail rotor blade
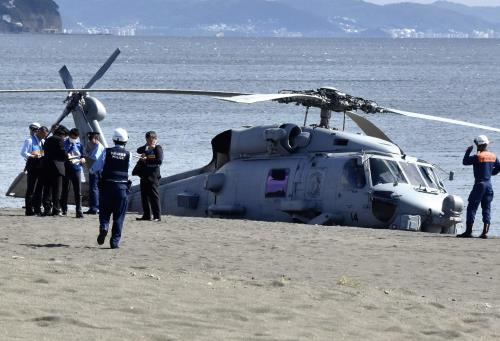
[384,108,500,133]
[50,106,71,133]
[83,48,121,89]
[58,66,74,89]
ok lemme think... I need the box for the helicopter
[4,49,500,234]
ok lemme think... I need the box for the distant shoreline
[3,33,500,39]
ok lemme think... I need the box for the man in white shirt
[19,123,46,216]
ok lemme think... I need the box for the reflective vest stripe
[478,151,497,163]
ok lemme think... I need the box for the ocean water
[1,35,500,235]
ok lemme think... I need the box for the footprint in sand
[30,316,104,329]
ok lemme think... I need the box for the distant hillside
[432,1,500,24]
[55,0,500,37]
[0,0,61,33]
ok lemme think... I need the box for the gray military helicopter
[4,49,500,233]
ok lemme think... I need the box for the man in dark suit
[42,125,69,216]
[135,131,163,221]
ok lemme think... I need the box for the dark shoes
[110,243,120,249]
[457,224,473,238]
[136,216,161,222]
[84,210,98,215]
[479,234,488,239]
[97,230,107,245]
[76,211,84,218]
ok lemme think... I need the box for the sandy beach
[0,208,499,340]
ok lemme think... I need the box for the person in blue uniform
[20,123,47,215]
[84,132,105,215]
[60,128,86,218]
[458,135,500,239]
[91,128,130,249]
[135,131,163,221]
[20,122,41,161]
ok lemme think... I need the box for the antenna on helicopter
[303,106,310,127]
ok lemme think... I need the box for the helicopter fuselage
[127,125,463,233]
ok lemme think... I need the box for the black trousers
[140,177,161,219]
[60,169,82,214]
[43,172,63,214]
[25,168,42,214]
[32,172,48,213]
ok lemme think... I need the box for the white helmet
[29,122,41,131]
[112,128,128,143]
[474,135,489,146]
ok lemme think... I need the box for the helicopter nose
[422,194,463,233]
[390,193,463,233]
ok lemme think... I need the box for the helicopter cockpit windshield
[418,165,445,191]
[399,162,427,187]
[369,158,407,186]
[371,157,447,192]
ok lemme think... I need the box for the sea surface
[1,35,499,235]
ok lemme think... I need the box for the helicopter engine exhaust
[229,124,310,158]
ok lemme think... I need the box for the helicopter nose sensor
[441,194,464,221]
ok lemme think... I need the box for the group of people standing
[21,123,164,249]
[21,123,88,217]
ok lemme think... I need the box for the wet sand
[0,208,499,340]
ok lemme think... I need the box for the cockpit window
[341,159,366,189]
[418,165,438,189]
[418,165,445,190]
[399,162,426,187]
[369,158,408,186]
[431,168,446,190]
[265,168,290,198]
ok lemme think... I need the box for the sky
[367,0,500,6]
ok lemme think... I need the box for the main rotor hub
[277,87,382,114]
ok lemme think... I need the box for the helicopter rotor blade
[345,111,394,144]
[383,108,500,133]
[0,88,249,97]
[83,48,121,89]
[4,85,500,134]
[51,106,72,133]
[345,111,404,154]
[214,93,322,104]
[58,66,75,89]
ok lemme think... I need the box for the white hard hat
[474,135,489,146]
[112,127,128,143]
[29,122,41,130]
